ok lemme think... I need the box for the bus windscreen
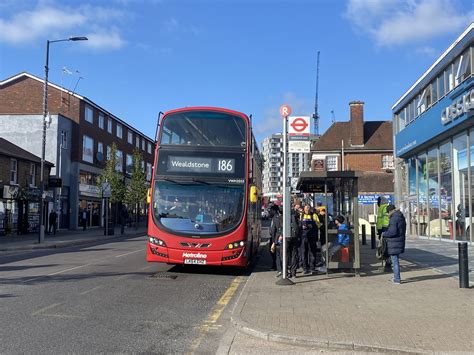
[160,111,247,147]
[153,181,244,236]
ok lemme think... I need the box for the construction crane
[312,51,320,135]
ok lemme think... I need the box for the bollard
[361,224,366,245]
[370,225,376,249]
[458,242,469,288]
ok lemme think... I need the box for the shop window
[10,159,17,184]
[439,142,452,240]
[85,105,93,123]
[427,148,440,238]
[408,158,417,196]
[469,128,474,243]
[453,133,469,241]
[417,154,428,236]
[82,135,94,163]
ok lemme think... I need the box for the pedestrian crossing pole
[277,105,294,286]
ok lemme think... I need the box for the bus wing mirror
[249,186,258,204]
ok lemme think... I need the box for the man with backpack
[377,196,392,272]
[269,202,282,271]
[382,204,407,284]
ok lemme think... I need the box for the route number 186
[217,160,233,172]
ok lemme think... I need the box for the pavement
[0,224,147,252]
[228,231,474,354]
[1,225,473,353]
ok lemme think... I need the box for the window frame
[107,119,112,134]
[98,113,104,129]
[29,163,36,186]
[10,158,17,184]
[82,135,94,163]
[85,104,94,124]
[116,124,123,139]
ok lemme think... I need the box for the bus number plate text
[184,259,207,265]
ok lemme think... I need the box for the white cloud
[162,17,202,36]
[82,30,126,50]
[344,0,474,46]
[0,3,128,50]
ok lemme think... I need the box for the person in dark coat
[382,204,407,284]
[48,210,58,235]
[269,203,282,271]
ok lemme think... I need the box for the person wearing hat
[321,215,350,264]
[382,204,406,284]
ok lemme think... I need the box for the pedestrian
[48,210,57,235]
[321,215,350,263]
[120,205,129,235]
[376,196,391,272]
[299,205,321,275]
[382,204,406,284]
[269,202,282,271]
[287,204,301,278]
[81,208,87,231]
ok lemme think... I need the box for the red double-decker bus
[147,107,262,267]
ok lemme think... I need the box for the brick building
[0,138,53,235]
[311,101,394,217]
[0,72,155,230]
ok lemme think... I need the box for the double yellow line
[187,276,244,354]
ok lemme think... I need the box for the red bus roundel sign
[279,104,292,117]
[288,116,310,135]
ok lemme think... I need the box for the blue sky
[0,0,472,144]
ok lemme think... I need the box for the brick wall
[0,76,81,122]
[0,155,51,189]
[344,152,387,171]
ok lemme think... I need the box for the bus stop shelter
[296,171,361,274]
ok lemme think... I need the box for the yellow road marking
[186,276,243,354]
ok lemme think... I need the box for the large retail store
[392,24,473,243]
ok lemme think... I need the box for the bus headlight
[225,240,245,249]
[148,237,166,247]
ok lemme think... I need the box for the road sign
[288,116,310,135]
[279,104,292,117]
[289,140,311,153]
[102,182,111,198]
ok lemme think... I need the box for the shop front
[78,183,102,229]
[392,27,473,243]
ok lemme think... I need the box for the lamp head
[69,36,88,41]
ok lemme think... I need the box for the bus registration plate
[184,259,206,265]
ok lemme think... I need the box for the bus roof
[162,106,250,124]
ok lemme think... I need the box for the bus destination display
[167,156,235,174]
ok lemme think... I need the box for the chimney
[349,101,364,147]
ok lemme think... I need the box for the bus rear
[147,107,259,267]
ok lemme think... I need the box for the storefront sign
[441,88,474,125]
[3,185,18,199]
[358,194,393,205]
[79,184,100,197]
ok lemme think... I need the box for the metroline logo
[182,252,207,259]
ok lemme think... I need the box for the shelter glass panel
[417,154,428,236]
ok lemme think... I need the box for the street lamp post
[39,36,88,243]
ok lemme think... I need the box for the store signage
[48,177,62,188]
[167,156,235,174]
[441,88,474,125]
[358,194,393,205]
[79,184,100,197]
